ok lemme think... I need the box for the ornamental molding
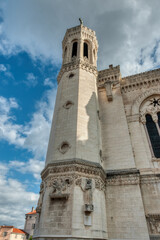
[106,173,140,186]
[139,95,160,124]
[140,174,160,185]
[41,159,106,181]
[121,68,160,93]
[131,88,160,116]
[57,59,97,83]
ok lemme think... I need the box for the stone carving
[85,178,92,190]
[79,18,83,25]
[58,141,71,154]
[147,214,160,234]
[131,88,160,116]
[140,95,160,124]
[49,177,73,200]
[42,160,106,181]
[75,176,105,192]
[36,181,45,213]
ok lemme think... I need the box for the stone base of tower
[33,159,108,240]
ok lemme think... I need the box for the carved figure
[52,178,72,194]
[79,18,83,25]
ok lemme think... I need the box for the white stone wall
[106,183,150,240]
[46,68,100,165]
[24,214,36,236]
[98,87,135,170]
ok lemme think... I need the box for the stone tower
[34,22,160,240]
[34,23,108,239]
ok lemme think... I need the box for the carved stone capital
[146,213,160,235]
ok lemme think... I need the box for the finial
[79,18,83,25]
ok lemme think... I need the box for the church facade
[34,23,160,240]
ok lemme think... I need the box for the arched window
[140,96,160,158]
[83,42,88,58]
[145,114,160,158]
[72,42,77,57]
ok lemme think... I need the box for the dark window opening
[64,47,67,58]
[72,42,77,57]
[69,73,74,78]
[158,112,160,128]
[83,42,88,58]
[146,114,160,158]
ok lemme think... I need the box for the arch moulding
[131,87,160,116]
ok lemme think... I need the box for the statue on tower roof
[79,18,83,25]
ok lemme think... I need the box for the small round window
[63,100,74,109]
[69,73,74,78]
[58,141,70,154]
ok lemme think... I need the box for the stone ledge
[42,158,106,180]
[106,168,139,176]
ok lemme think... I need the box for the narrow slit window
[72,42,77,57]
[83,42,88,58]
[64,47,67,58]
[145,114,160,158]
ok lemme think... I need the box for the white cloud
[24,73,38,87]
[44,78,54,88]
[0,163,39,228]
[9,159,44,180]
[0,64,7,72]
[0,0,160,75]
[0,96,25,146]
[0,83,57,157]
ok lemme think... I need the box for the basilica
[34,23,160,240]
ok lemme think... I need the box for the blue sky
[0,0,160,229]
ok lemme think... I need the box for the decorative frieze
[57,59,97,83]
[121,68,160,93]
[106,173,140,186]
[41,159,106,180]
[140,174,160,185]
[106,168,140,186]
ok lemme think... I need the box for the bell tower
[34,22,108,240]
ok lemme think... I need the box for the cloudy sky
[0,0,160,229]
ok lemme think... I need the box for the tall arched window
[140,96,160,158]
[72,42,77,57]
[145,114,160,158]
[83,42,88,58]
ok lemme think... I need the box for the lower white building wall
[106,183,150,240]
[72,185,108,239]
